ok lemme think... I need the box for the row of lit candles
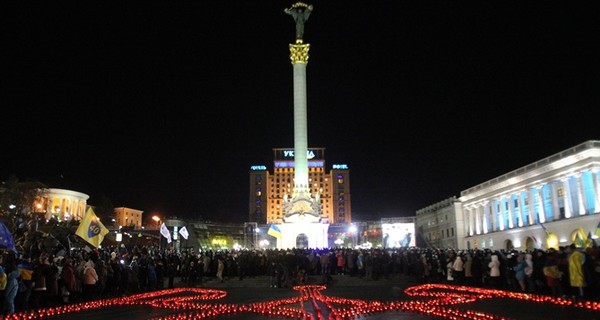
[2,283,598,320]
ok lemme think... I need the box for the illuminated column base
[277,222,329,249]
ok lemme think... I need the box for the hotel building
[248,147,352,225]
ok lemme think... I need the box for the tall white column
[537,184,546,223]
[496,198,505,231]
[468,207,474,236]
[508,194,515,229]
[527,188,535,225]
[517,192,525,227]
[482,200,490,234]
[562,177,573,219]
[575,173,586,215]
[475,204,481,235]
[550,181,560,221]
[592,168,600,213]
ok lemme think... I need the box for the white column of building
[496,198,504,231]
[517,192,525,227]
[482,200,490,234]
[467,207,474,236]
[475,204,481,235]
[536,184,546,223]
[508,194,515,228]
[592,168,600,213]
[550,181,561,221]
[575,173,587,216]
[562,177,573,218]
[527,187,535,225]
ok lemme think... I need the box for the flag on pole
[179,226,189,240]
[0,220,17,254]
[160,222,172,243]
[268,224,282,238]
[540,222,549,235]
[531,235,540,246]
[76,207,109,248]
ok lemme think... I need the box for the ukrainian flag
[268,224,282,238]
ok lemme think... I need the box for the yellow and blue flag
[268,224,282,238]
[76,207,109,248]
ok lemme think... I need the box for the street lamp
[152,215,161,228]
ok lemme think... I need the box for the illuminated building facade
[114,207,143,229]
[33,188,89,221]
[248,148,352,225]
[417,140,600,251]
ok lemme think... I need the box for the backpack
[0,271,7,290]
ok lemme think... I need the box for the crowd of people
[0,243,599,316]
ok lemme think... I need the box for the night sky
[2,1,599,223]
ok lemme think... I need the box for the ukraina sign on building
[273,148,324,161]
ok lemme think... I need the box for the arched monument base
[276,222,329,249]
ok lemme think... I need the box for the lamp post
[152,215,161,250]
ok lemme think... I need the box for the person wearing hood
[488,254,501,288]
[82,260,98,300]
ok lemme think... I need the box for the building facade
[33,188,89,221]
[459,140,600,251]
[114,207,143,229]
[416,197,464,249]
[416,140,600,251]
[248,147,351,225]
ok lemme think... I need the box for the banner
[0,220,17,253]
[76,207,109,248]
[179,226,189,240]
[160,222,172,243]
[268,224,282,238]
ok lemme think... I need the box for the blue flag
[0,220,18,253]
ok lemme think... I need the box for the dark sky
[2,1,599,223]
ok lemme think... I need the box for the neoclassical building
[460,140,600,251]
[33,188,89,221]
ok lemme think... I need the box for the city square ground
[7,273,599,320]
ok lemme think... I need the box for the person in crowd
[464,253,474,286]
[524,253,535,293]
[31,255,50,309]
[452,252,465,285]
[488,253,502,288]
[60,257,77,303]
[3,259,20,315]
[566,243,586,300]
[16,254,34,311]
[514,253,528,292]
[82,259,98,300]
[543,249,563,297]
[216,256,225,283]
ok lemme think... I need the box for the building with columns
[33,188,89,221]
[459,140,600,251]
